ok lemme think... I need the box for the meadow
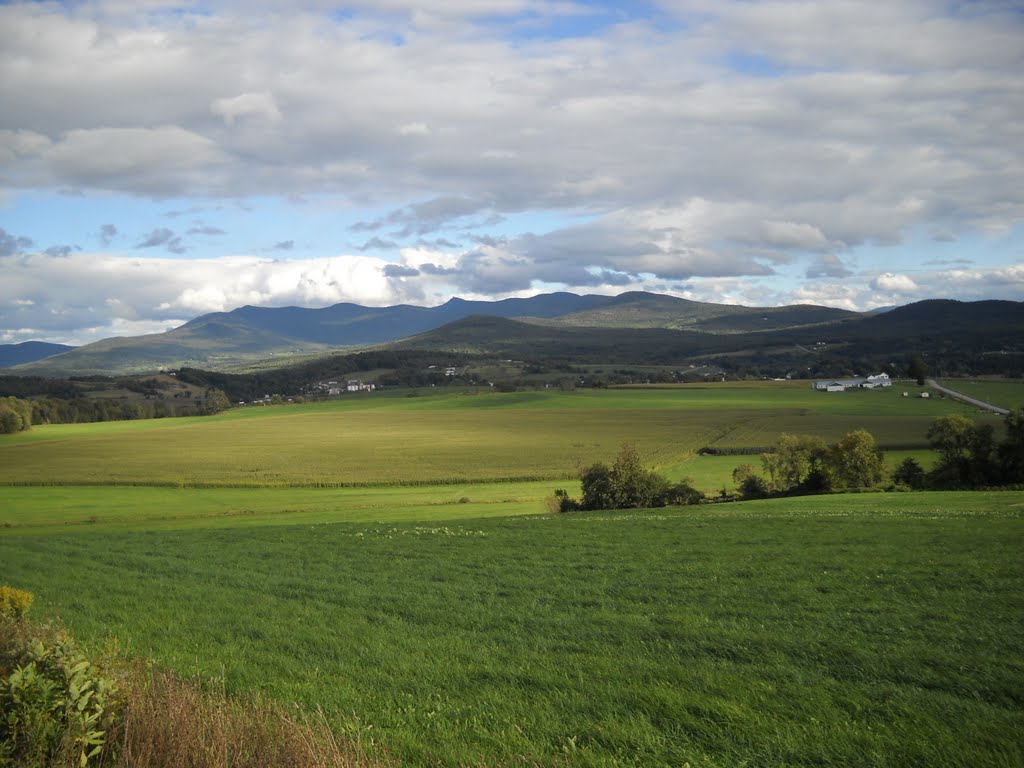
[2,382,1020,766]
[2,493,1022,767]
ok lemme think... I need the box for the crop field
[2,492,1022,767]
[0,482,559,534]
[0,382,983,488]
[2,382,1019,766]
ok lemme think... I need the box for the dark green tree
[761,434,829,493]
[732,463,769,499]
[576,442,702,510]
[203,388,232,415]
[908,356,929,386]
[997,408,1024,483]
[579,462,616,510]
[892,457,926,489]
[926,414,997,488]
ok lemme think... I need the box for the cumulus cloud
[0,1,1021,343]
[871,272,919,293]
[0,251,415,344]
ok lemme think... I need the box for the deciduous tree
[828,429,884,489]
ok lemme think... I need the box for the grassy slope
[1,493,1021,767]
[0,383,985,488]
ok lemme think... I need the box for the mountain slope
[11,293,1020,378]
[395,299,1024,368]
[0,341,75,368]
[11,292,617,376]
[526,291,858,332]
[181,292,615,346]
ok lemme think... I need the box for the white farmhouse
[812,373,893,392]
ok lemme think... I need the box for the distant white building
[346,380,375,392]
[812,373,892,392]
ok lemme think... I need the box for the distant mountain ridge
[8,292,1023,377]
[397,298,1024,368]
[0,341,75,369]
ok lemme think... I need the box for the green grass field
[2,383,1020,766]
[941,378,1024,411]
[0,383,984,488]
[2,493,1022,767]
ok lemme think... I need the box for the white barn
[812,373,892,392]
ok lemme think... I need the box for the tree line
[0,389,231,433]
[734,409,1024,499]
[554,408,1024,512]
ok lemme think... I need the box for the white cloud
[211,92,283,126]
[1,251,408,344]
[871,273,919,293]
[397,122,430,136]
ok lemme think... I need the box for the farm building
[346,380,375,392]
[812,373,893,392]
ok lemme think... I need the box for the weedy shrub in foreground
[0,586,33,620]
[0,613,116,768]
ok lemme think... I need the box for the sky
[1,0,1022,346]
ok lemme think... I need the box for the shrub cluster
[553,443,703,512]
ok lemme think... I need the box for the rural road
[926,379,1010,416]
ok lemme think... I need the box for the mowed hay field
[1,494,1022,767]
[2,382,1022,766]
[0,382,988,488]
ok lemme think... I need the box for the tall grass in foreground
[112,665,386,768]
[0,613,388,768]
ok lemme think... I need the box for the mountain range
[5,292,1023,377]
[0,341,75,369]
